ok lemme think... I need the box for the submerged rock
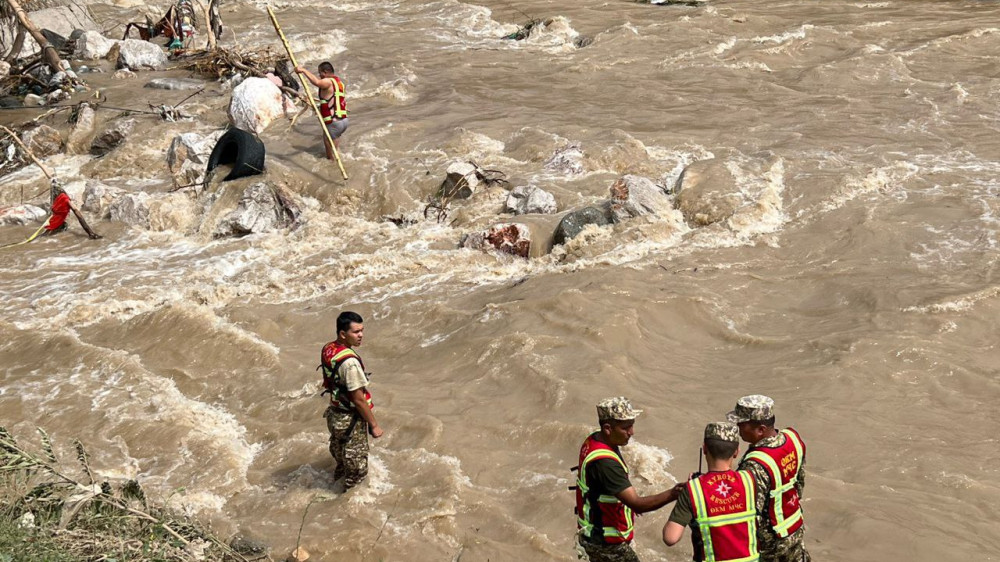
[20,124,63,157]
[504,185,557,215]
[228,77,290,134]
[111,68,136,80]
[438,161,482,199]
[544,144,584,176]
[608,174,673,223]
[674,159,742,226]
[0,205,47,226]
[461,223,532,258]
[74,30,117,60]
[90,118,136,156]
[214,183,289,237]
[109,192,151,228]
[81,180,125,218]
[552,206,610,246]
[116,39,167,70]
[144,78,204,91]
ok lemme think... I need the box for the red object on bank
[46,193,71,231]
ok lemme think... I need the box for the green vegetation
[0,427,256,562]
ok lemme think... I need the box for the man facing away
[320,311,382,490]
[728,395,810,562]
[573,397,683,562]
[662,422,760,561]
[294,61,349,160]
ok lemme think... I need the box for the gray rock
[504,185,557,215]
[166,130,225,186]
[0,96,21,108]
[144,78,205,91]
[214,183,287,237]
[608,174,673,223]
[552,206,610,246]
[109,192,151,228]
[22,93,45,107]
[227,77,288,134]
[41,29,68,51]
[81,180,124,218]
[47,71,66,87]
[74,30,117,60]
[460,223,532,258]
[438,161,482,199]
[66,103,96,154]
[111,68,136,80]
[674,159,742,226]
[45,89,69,104]
[90,118,136,156]
[20,124,62,156]
[229,535,268,559]
[27,65,52,84]
[0,205,47,226]
[544,144,584,176]
[4,5,96,59]
[116,39,167,70]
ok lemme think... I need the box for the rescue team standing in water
[573,396,809,562]
[295,61,349,161]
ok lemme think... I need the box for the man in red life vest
[44,185,72,235]
[320,311,382,490]
[574,397,684,562]
[728,396,810,562]
[294,61,349,161]
[662,422,759,562]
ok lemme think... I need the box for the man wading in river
[728,395,810,562]
[320,311,382,490]
[573,397,683,562]
[295,61,349,161]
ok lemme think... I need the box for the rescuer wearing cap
[728,395,810,562]
[572,397,684,562]
[662,421,759,561]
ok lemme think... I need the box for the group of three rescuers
[574,396,809,562]
[317,314,809,560]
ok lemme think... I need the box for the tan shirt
[338,356,368,392]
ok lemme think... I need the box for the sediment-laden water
[3,0,1000,560]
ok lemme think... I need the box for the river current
[2,0,1000,560]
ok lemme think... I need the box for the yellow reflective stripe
[691,473,760,562]
[740,470,759,558]
[331,349,357,362]
[746,440,802,538]
[577,446,631,541]
[690,479,716,562]
[597,495,618,503]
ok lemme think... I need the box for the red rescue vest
[574,433,634,544]
[743,428,805,538]
[319,76,347,123]
[687,470,759,562]
[319,342,372,411]
[46,192,71,231]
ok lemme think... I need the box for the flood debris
[425,161,509,223]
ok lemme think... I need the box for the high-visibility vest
[319,76,348,123]
[574,434,634,544]
[742,428,806,538]
[688,470,759,562]
[319,342,372,410]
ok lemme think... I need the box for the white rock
[0,205,47,226]
[608,174,673,223]
[74,30,117,60]
[111,68,136,80]
[228,77,291,134]
[214,183,286,237]
[23,93,45,106]
[116,39,167,70]
[109,192,151,227]
[20,124,62,156]
[144,78,204,91]
[81,180,124,218]
[504,184,557,215]
[67,103,96,154]
[544,144,585,176]
[0,61,10,78]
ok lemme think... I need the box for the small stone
[0,61,11,78]
[112,68,136,80]
[23,93,45,106]
[229,534,268,557]
[544,144,584,176]
[287,546,310,562]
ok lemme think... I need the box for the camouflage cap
[726,395,775,424]
[704,421,739,442]
[597,397,643,421]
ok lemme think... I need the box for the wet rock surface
[461,223,532,258]
[0,205,47,226]
[214,183,290,237]
[109,192,151,228]
[20,124,63,157]
[81,180,125,218]
[438,161,482,199]
[674,159,742,226]
[552,206,611,246]
[167,130,226,186]
[116,39,168,70]
[90,119,136,156]
[228,77,292,134]
[66,104,96,154]
[608,174,673,223]
[504,185,557,215]
[74,31,117,60]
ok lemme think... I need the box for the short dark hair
[336,311,363,334]
[318,61,335,74]
[704,438,738,460]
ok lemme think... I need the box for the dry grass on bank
[0,427,259,562]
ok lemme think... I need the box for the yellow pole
[265,5,349,180]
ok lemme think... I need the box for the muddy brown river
[2,0,1000,560]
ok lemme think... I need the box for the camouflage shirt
[738,430,807,561]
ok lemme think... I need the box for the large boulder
[90,118,135,156]
[228,77,290,134]
[460,223,532,258]
[109,192,151,228]
[437,161,482,199]
[166,130,226,186]
[674,159,742,226]
[0,205,47,226]
[81,180,125,218]
[116,39,167,70]
[504,184,556,215]
[74,31,117,60]
[20,124,63,157]
[552,206,610,246]
[608,174,673,223]
[3,5,97,59]
[213,183,288,237]
[66,103,96,154]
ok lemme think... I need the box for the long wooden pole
[265,5,349,180]
[4,0,64,72]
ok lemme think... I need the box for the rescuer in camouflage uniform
[728,395,810,562]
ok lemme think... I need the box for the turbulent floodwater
[3,0,1000,560]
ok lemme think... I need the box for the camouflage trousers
[577,537,640,562]
[759,527,810,562]
[324,405,369,489]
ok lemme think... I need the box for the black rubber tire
[205,128,266,183]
